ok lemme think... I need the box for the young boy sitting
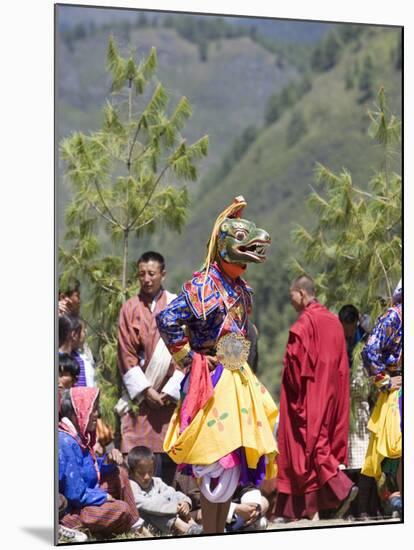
[128,446,203,536]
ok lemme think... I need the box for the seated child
[128,446,203,536]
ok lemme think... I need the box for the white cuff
[240,489,262,506]
[123,366,151,401]
[161,370,185,402]
[166,291,178,304]
[226,502,237,523]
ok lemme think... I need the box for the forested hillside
[143,24,402,395]
[57,8,401,398]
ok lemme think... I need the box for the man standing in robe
[275,275,357,521]
[116,251,184,485]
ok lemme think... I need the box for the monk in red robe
[274,275,357,521]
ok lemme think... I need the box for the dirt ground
[266,516,401,530]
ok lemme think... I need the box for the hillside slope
[151,26,402,279]
[142,26,401,395]
[57,27,298,171]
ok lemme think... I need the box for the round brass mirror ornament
[216,332,251,371]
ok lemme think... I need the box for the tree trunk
[122,229,129,293]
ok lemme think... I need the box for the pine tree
[322,30,342,70]
[344,65,354,90]
[198,39,208,62]
[264,93,281,126]
[286,110,307,148]
[394,31,402,70]
[59,37,209,433]
[291,88,401,325]
[358,55,375,103]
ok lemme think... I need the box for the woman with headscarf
[58,387,142,540]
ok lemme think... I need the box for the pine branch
[127,163,170,230]
[135,217,155,231]
[92,179,122,228]
[65,252,118,295]
[127,86,169,170]
[169,96,192,130]
[87,199,119,228]
[375,249,392,301]
[140,47,157,80]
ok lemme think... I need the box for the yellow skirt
[164,363,279,479]
[361,389,402,480]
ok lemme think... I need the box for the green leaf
[169,96,192,130]
[140,47,157,79]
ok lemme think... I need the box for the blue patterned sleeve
[156,293,194,367]
[361,309,401,390]
[59,435,108,508]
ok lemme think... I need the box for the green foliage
[264,94,282,127]
[337,23,364,44]
[286,110,307,148]
[311,28,343,72]
[162,14,311,71]
[264,74,313,127]
[291,88,401,325]
[344,65,354,90]
[393,31,402,70]
[198,40,209,62]
[162,14,248,65]
[358,55,375,103]
[59,38,208,432]
[202,125,258,194]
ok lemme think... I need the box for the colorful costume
[275,300,353,519]
[116,289,184,455]
[156,197,278,503]
[361,290,402,481]
[59,388,139,537]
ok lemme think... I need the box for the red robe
[275,301,352,518]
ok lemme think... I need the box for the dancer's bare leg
[200,492,218,534]
[200,493,232,533]
[216,498,232,533]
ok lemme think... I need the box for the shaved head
[289,275,316,312]
[291,275,316,297]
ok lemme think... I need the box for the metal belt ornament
[216,332,251,371]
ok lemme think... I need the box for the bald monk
[275,275,358,521]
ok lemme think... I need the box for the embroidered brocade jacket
[156,263,253,366]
